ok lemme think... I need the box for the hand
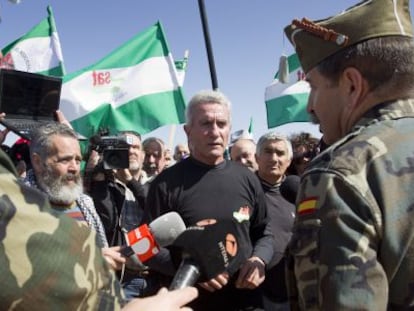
[102,246,126,270]
[86,150,101,170]
[122,287,198,311]
[115,168,133,184]
[235,256,265,289]
[0,127,9,145]
[55,110,73,129]
[198,272,229,292]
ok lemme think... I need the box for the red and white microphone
[123,212,186,264]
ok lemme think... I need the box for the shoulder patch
[233,206,250,223]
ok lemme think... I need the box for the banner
[1,6,65,76]
[60,22,187,138]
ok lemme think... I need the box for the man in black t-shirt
[143,89,274,311]
[255,132,296,310]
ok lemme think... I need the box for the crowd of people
[2,0,414,309]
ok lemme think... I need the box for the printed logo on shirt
[233,205,250,223]
[297,197,318,216]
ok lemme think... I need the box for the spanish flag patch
[297,197,318,216]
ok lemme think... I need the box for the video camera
[89,132,133,170]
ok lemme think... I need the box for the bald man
[230,138,258,172]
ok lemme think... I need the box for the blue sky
[0,0,396,148]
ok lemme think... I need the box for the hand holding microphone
[169,219,248,290]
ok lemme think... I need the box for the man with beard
[24,123,126,271]
[284,0,414,308]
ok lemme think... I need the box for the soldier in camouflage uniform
[0,147,125,310]
[283,0,414,309]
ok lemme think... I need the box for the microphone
[169,219,249,290]
[122,212,186,263]
[280,175,300,204]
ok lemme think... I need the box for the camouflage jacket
[287,99,414,310]
[0,150,124,310]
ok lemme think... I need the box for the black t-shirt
[144,157,274,310]
[258,176,296,302]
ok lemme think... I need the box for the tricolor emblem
[297,197,318,216]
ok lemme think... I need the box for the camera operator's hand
[86,150,100,169]
[115,168,133,184]
[85,150,106,182]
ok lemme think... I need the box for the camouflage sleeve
[0,154,124,310]
[288,171,387,310]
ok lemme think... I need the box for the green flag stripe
[64,22,168,82]
[266,93,310,128]
[70,89,185,137]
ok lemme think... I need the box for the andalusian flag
[265,53,310,128]
[60,22,186,138]
[1,6,65,76]
[174,50,189,86]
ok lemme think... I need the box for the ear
[341,67,369,109]
[31,153,44,173]
[184,124,190,136]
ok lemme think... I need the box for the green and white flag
[60,22,186,138]
[265,53,310,128]
[1,6,65,76]
[174,49,189,86]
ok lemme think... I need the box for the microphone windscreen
[149,212,186,247]
[170,219,250,281]
[280,175,300,204]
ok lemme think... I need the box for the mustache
[62,173,81,183]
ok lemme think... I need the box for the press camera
[90,134,133,170]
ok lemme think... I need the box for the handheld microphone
[122,212,186,263]
[280,175,300,204]
[169,220,248,290]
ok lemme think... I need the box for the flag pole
[198,0,219,90]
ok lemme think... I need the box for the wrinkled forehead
[196,102,230,120]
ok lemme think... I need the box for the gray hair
[256,132,293,160]
[185,89,232,126]
[30,123,78,160]
[142,137,165,152]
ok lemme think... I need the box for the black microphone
[280,175,300,204]
[169,220,249,290]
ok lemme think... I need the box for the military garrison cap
[284,0,413,73]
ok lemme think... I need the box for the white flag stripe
[52,31,64,65]
[281,80,310,95]
[61,55,179,121]
[9,36,62,72]
[265,79,310,100]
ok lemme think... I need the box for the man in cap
[284,0,414,309]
